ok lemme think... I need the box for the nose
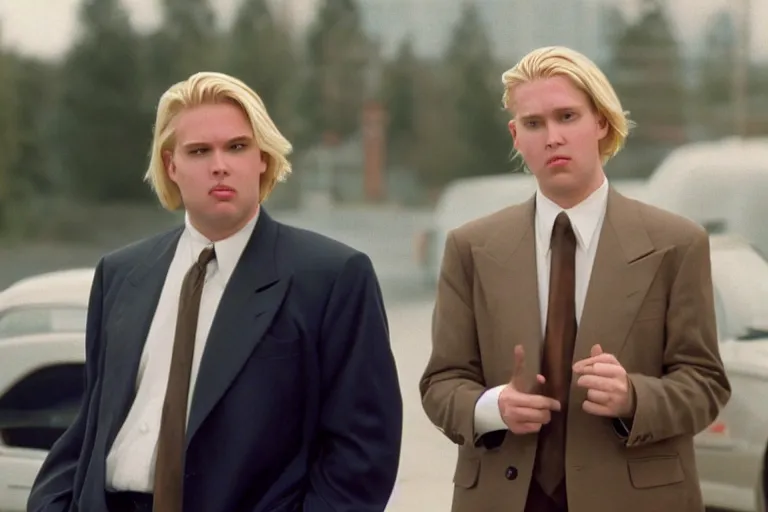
[546,126,565,149]
[210,151,230,178]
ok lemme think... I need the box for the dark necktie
[153,245,216,511]
[534,211,577,501]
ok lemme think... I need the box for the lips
[547,156,571,166]
[210,185,235,193]
[209,185,236,200]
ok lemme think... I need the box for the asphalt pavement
[386,299,457,511]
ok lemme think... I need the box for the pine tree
[53,0,152,201]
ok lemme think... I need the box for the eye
[562,111,577,122]
[189,147,208,155]
[231,143,247,151]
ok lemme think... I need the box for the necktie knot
[551,211,575,248]
[197,246,216,268]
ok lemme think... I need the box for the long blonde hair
[501,46,634,163]
[144,71,293,210]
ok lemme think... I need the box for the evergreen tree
[0,30,17,230]
[226,0,297,137]
[608,0,687,176]
[53,0,152,201]
[146,0,220,98]
[443,2,510,179]
[381,37,418,168]
[299,0,370,148]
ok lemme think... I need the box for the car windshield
[0,305,87,339]
[711,245,768,341]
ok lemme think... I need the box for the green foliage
[442,2,511,181]
[298,0,371,148]
[147,0,221,97]
[0,36,18,230]
[53,0,153,201]
[610,1,688,146]
[226,0,298,139]
[381,37,417,168]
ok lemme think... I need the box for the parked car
[696,234,768,512]
[414,173,648,286]
[643,136,768,257]
[0,268,92,511]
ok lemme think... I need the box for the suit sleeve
[303,252,403,512]
[419,230,498,449]
[27,258,106,512]
[623,230,731,447]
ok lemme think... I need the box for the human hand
[573,344,632,417]
[498,345,562,435]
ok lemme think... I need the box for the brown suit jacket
[420,188,731,512]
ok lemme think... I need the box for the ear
[162,150,177,183]
[596,114,609,141]
[258,151,269,175]
[508,120,519,148]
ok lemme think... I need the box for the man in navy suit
[27,71,403,512]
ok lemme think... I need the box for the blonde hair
[501,46,634,163]
[144,71,293,210]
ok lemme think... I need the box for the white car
[0,268,93,511]
[695,235,768,512]
[643,137,768,257]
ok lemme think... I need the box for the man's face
[164,102,266,240]
[508,75,608,205]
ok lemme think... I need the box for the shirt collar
[184,207,260,280]
[535,177,609,253]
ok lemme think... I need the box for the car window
[711,245,768,341]
[0,306,87,339]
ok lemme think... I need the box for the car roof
[0,268,95,310]
[648,137,768,186]
[434,173,537,225]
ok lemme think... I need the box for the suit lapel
[102,227,183,453]
[473,197,544,386]
[186,209,290,447]
[574,188,664,361]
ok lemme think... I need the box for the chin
[544,171,580,188]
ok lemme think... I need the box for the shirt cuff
[474,385,508,436]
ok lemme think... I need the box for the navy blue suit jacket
[27,209,403,512]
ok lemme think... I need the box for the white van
[643,137,768,256]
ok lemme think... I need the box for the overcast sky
[0,0,766,60]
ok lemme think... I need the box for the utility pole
[732,0,751,136]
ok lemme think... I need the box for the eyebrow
[518,106,581,121]
[181,135,253,149]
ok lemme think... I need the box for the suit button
[505,466,518,480]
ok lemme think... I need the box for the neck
[542,170,605,209]
[188,205,259,242]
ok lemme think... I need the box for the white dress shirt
[474,178,610,435]
[105,209,259,492]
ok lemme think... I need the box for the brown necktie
[534,211,577,500]
[153,245,216,511]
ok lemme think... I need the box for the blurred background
[1,0,768,510]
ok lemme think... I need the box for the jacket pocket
[453,456,480,489]
[627,455,685,489]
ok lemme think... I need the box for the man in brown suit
[419,46,731,512]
